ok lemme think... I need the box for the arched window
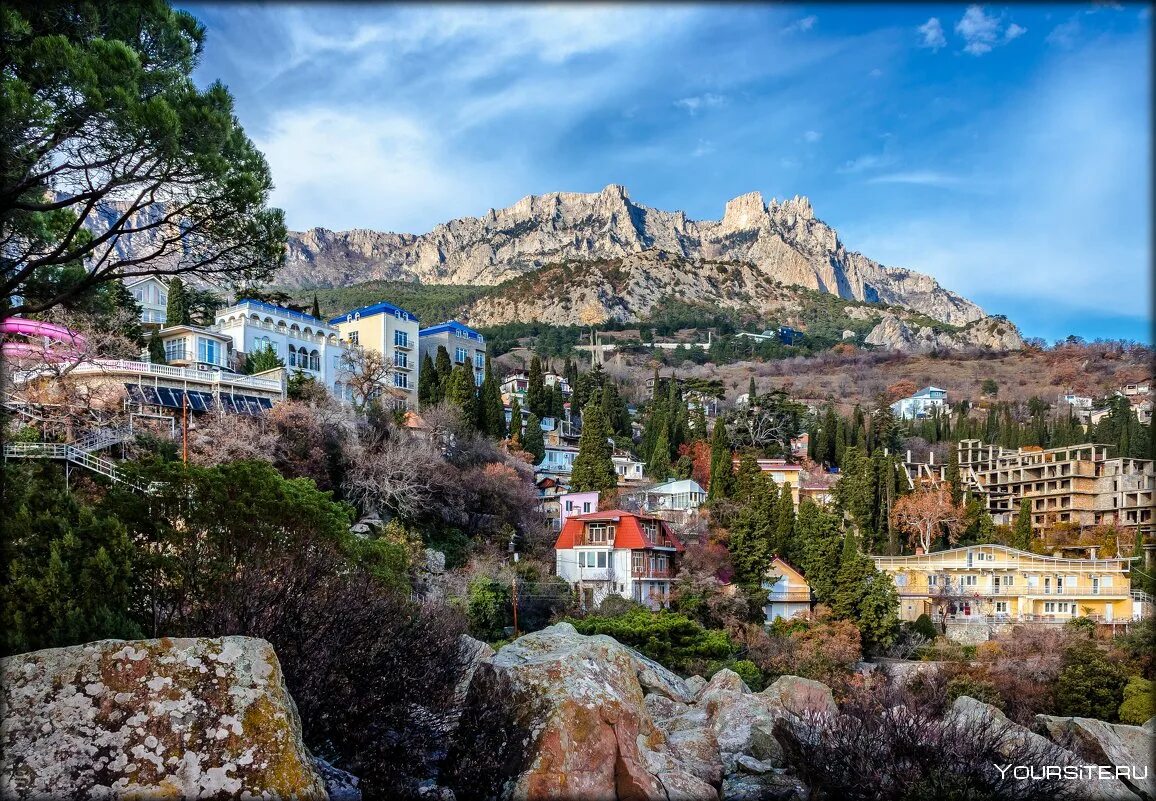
[303,326,313,337]
[287,344,297,367]
[309,349,320,371]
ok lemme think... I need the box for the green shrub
[567,607,735,675]
[910,613,939,642]
[728,659,764,691]
[946,676,1004,710]
[1065,616,1097,638]
[1118,676,1154,725]
[467,576,511,642]
[1055,639,1129,721]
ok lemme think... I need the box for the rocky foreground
[2,625,1152,800]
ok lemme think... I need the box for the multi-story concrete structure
[419,321,486,387]
[890,386,949,420]
[872,544,1146,627]
[764,558,815,623]
[331,300,421,409]
[554,510,684,610]
[957,440,1154,534]
[621,479,707,524]
[212,300,351,398]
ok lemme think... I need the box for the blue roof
[419,320,484,341]
[330,299,418,325]
[234,299,328,326]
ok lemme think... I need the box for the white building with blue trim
[890,386,949,419]
[419,320,486,387]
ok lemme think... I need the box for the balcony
[632,566,674,579]
[766,591,815,602]
[42,358,284,393]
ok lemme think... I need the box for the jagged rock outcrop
[0,637,327,800]
[1033,714,1155,800]
[864,312,1024,353]
[278,186,986,328]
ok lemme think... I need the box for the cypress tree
[647,429,672,482]
[832,532,871,621]
[418,353,438,407]
[164,277,190,326]
[747,375,757,401]
[796,499,844,605]
[570,402,617,493]
[945,447,963,506]
[480,354,505,438]
[446,361,478,427]
[434,346,453,402]
[1013,502,1034,551]
[508,396,523,444]
[733,451,762,504]
[708,419,734,500]
[147,334,166,364]
[774,481,795,557]
[311,295,321,319]
[527,356,546,417]
[106,280,144,344]
[523,413,545,463]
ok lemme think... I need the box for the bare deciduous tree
[338,346,406,410]
[890,485,966,554]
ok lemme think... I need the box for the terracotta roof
[554,510,685,552]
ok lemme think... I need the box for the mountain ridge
[279,185,986,328]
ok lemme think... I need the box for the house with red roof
[554,510,685,610]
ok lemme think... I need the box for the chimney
[915,546,925,556]
[930,452,935,465]
[907,450,912,462]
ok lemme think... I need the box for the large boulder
[1033,714,1155,800]
[444,623,715,801]
[952,698,1138,801]
[0,637,326,800]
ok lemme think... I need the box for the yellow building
[330,300,420,409]
[872,544,1145,625]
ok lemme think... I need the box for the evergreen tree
[244,344,283,374]
[832,533,871,619]
[547,383,565,420]
[855,571,900,655]
[527,356,547,417]
[446,362,479,427]
[647,429,673,482]
[311,295,321,319]
[727,472,776,593]
[708,420,734,500]
[570,402,617,493]
[523,413,545,464]
[747,375,757,400]
[733,451,762,503]
[508,397,523,444]
[1013,502,1034,550]
[164,277,190,326]
[147,334,166,364]
[480,354,506,438]
[418,354,438,407]
[774,481,795,557]
[945,446,963,506]
[434,346,453,402]
[105,280,144,344]
[796,499,845,605]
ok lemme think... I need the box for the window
[565,501,573,512]
[455,347,468,363]
[393,372,408,389]
[583,502,591,513]
[394,350,408,368]
[164,338,187,361]
[632,552,643,572]
[995,602,1008,613]
[348,331,359,345]
[475,352,485,369]
[1003,575,1014,586]
[895,574,908,587]
[963,575,977,587]
[928,575,938,586]
[394,330,409,348]
[196,337,221,365]
[597,551,607,568]
[586,523,614,544]
[309,350,320,371]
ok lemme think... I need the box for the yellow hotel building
[872,544,1148,624]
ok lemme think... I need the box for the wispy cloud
[918,17,947,51]
[803,130,823,143]
[866,171,963,187]
[675,93,728,114]
[692,140,715,158]
[784,15,817,33]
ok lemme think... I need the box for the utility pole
[509,529,522,637]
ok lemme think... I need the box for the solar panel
[257,397,273,409]
[218,395,237,413]
[156,387,180,409]
[124,384,145,404]
[187,392,208,412]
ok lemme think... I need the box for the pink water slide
[0,318,88,361]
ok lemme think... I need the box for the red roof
[554,510,685,552]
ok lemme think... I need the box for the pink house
[559,491,599,527]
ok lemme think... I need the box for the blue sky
[183,3,1152,344]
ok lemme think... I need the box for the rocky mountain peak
[721,191,768,232]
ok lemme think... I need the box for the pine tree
[418,353,438,407]
[434,346,453,402]
[311,295,321,319]
[648,429,672,482]
[480,354,506,438]
[708,419,734,500]
[446,361,478,427]
[164,277,190,326]
[527,355,547,417]
[570,402,617,493]
[523,413,545,464]
[147,334,166,364]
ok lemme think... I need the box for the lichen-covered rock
[1033,714,1155,800]
[314,756,362,801]
[760,676,837,717]
[0,637,326,800]
[444,623,715,801]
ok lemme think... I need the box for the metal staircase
[2,442,154,492]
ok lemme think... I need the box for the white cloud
[803,130,823,143]
[918,17,947,51]
[675,93,728,114]
[1046,19,1082,49]
[692,140,715,158]
[869,68,884,78]
[838,153,896,174]
[1004,23,1027,42]
[784,15,817,33]
[955,6,1026,56]
[254,109,525,233]
[866,171,962,187]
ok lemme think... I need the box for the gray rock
[722,772,808,801]
[314,756,361,801]
[685,675,708,699]
[1033,714,1155,800]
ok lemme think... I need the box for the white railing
[2,442,151,492]
[57,359,282,393]
[212,317,339,346]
